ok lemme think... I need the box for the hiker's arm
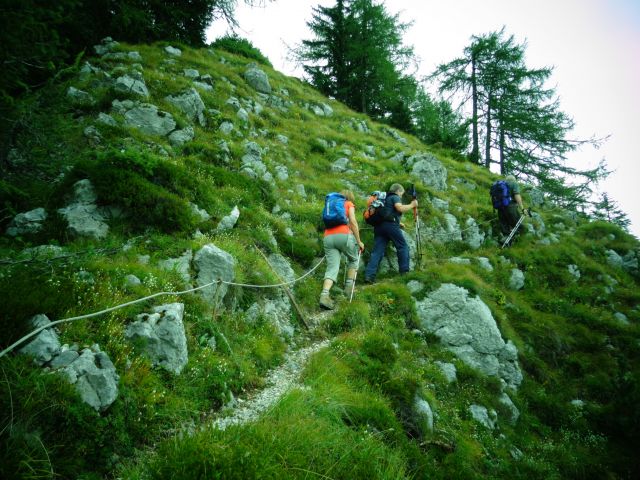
[348,206,365,249]
[394,199,418,213]
[514,193,524,210]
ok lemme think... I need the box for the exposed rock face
[5,208,47,236]
[19,315,61,365]
[476,257,494,272]
[193,244,236,306]
[435,361,457,383]
[165,45,182,56]
[166,88,207,126]
[61,346,120,412]
[413,396,434,434]
[125,303,188,375]
[462,217,485,249]
[245,294,294,338]
[469,404,497,429]
[57,179,109,239]
[20,316,119,411]
[158,250,192,284]
[67,86,96,107]
[169,126,195,147]
[114,74,149,98]
[216,206,240,232]
[415,284,523,390]
[243,64,271,93]
[406,153,447,191]
[568,264,581,280]
[509,268,525,290]
[124,103,176,136]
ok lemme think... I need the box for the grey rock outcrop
[498,392,520,425]
[413,396,434,434]
[216,206,240,232]
[476,257,494,272]
[61,346,119,412]
[509,268,525,290]
[169,126,195,147]
[125,303,188,375]
[415,283,523,390]
[462,217,485,249]
[57,179,109,239]
[194,244,236,306]
[406,153,448,191]
[435,361,457,383]
[469,404,497,429]
[6,208,47,236]
[528,188,545,207]
[158,250,192,284]
[244,64,271,93]
[267,253,296,284]
[165,45,182,56]
[241,141,268,179]
[245,294,294,338]
[114,74,149,98]
[67,87,95,107]
[124,103,176,136]
[94,37,119,56]
[568,264,581,280]
[331,157,350,173]
[19,315,61,365]
[166,88,207,127]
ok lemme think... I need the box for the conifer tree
[432,28,606,205]
[296,0,415,129]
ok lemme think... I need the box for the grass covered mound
[0,39,639,480]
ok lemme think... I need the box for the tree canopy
[432,28,607,206]
[295,0,416,129]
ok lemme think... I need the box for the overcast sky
[207,0,640,237]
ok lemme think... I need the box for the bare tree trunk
[471,55,480,164]
[498,104,505,174]
[484,91,492,168]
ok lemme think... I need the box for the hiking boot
[345,279,355,298]
[319,293,335,310]
[364,277,375,284]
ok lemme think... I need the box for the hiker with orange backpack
[364,183,417,283]
[319,190,365,310]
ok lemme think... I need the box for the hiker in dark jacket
[364,183,417,283]
[495,174,527,236]
[319,190,365,310]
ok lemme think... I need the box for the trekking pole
[501,215,525,249]
[410,184,423,268]
[349,249,361,303]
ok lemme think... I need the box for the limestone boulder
[19,315,61,365]
[414,283,523,389]
[61,346,119,411]
[193,244,236,306]
[5,208,47,236]
[166,88,206,127]
[125,303,188,375]
[244,64,271,93]
[407,153,448,191]
[57,179,109,240]
[124,103,176,136]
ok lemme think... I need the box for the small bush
[211,36,272,67]
[325,301,371,334]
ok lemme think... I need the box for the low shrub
[211,36,272,67]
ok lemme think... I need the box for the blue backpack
[490,180,511,209]
[322,192,349,228]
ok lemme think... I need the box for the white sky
[208,0,640,237]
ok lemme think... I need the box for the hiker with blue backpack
[364,183,417,283]
[490,174,529,245]
[320,190,365,310]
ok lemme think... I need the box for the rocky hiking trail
[210,337,330,431]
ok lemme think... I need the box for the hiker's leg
[498,209,510,235]
[365,228,389,280]
[387,223,410,273]
[322,236,342,287]
[344,235,359,280]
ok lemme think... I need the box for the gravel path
[211,339,330,431]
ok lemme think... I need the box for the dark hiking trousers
[365,221,409,280]
[498,204,521,235]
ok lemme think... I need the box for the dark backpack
[363,191,396,225]
[490,180,511,209]
[322,192,349,227]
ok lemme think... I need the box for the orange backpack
[363,191,392,225]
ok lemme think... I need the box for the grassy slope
[0,41,639,479]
